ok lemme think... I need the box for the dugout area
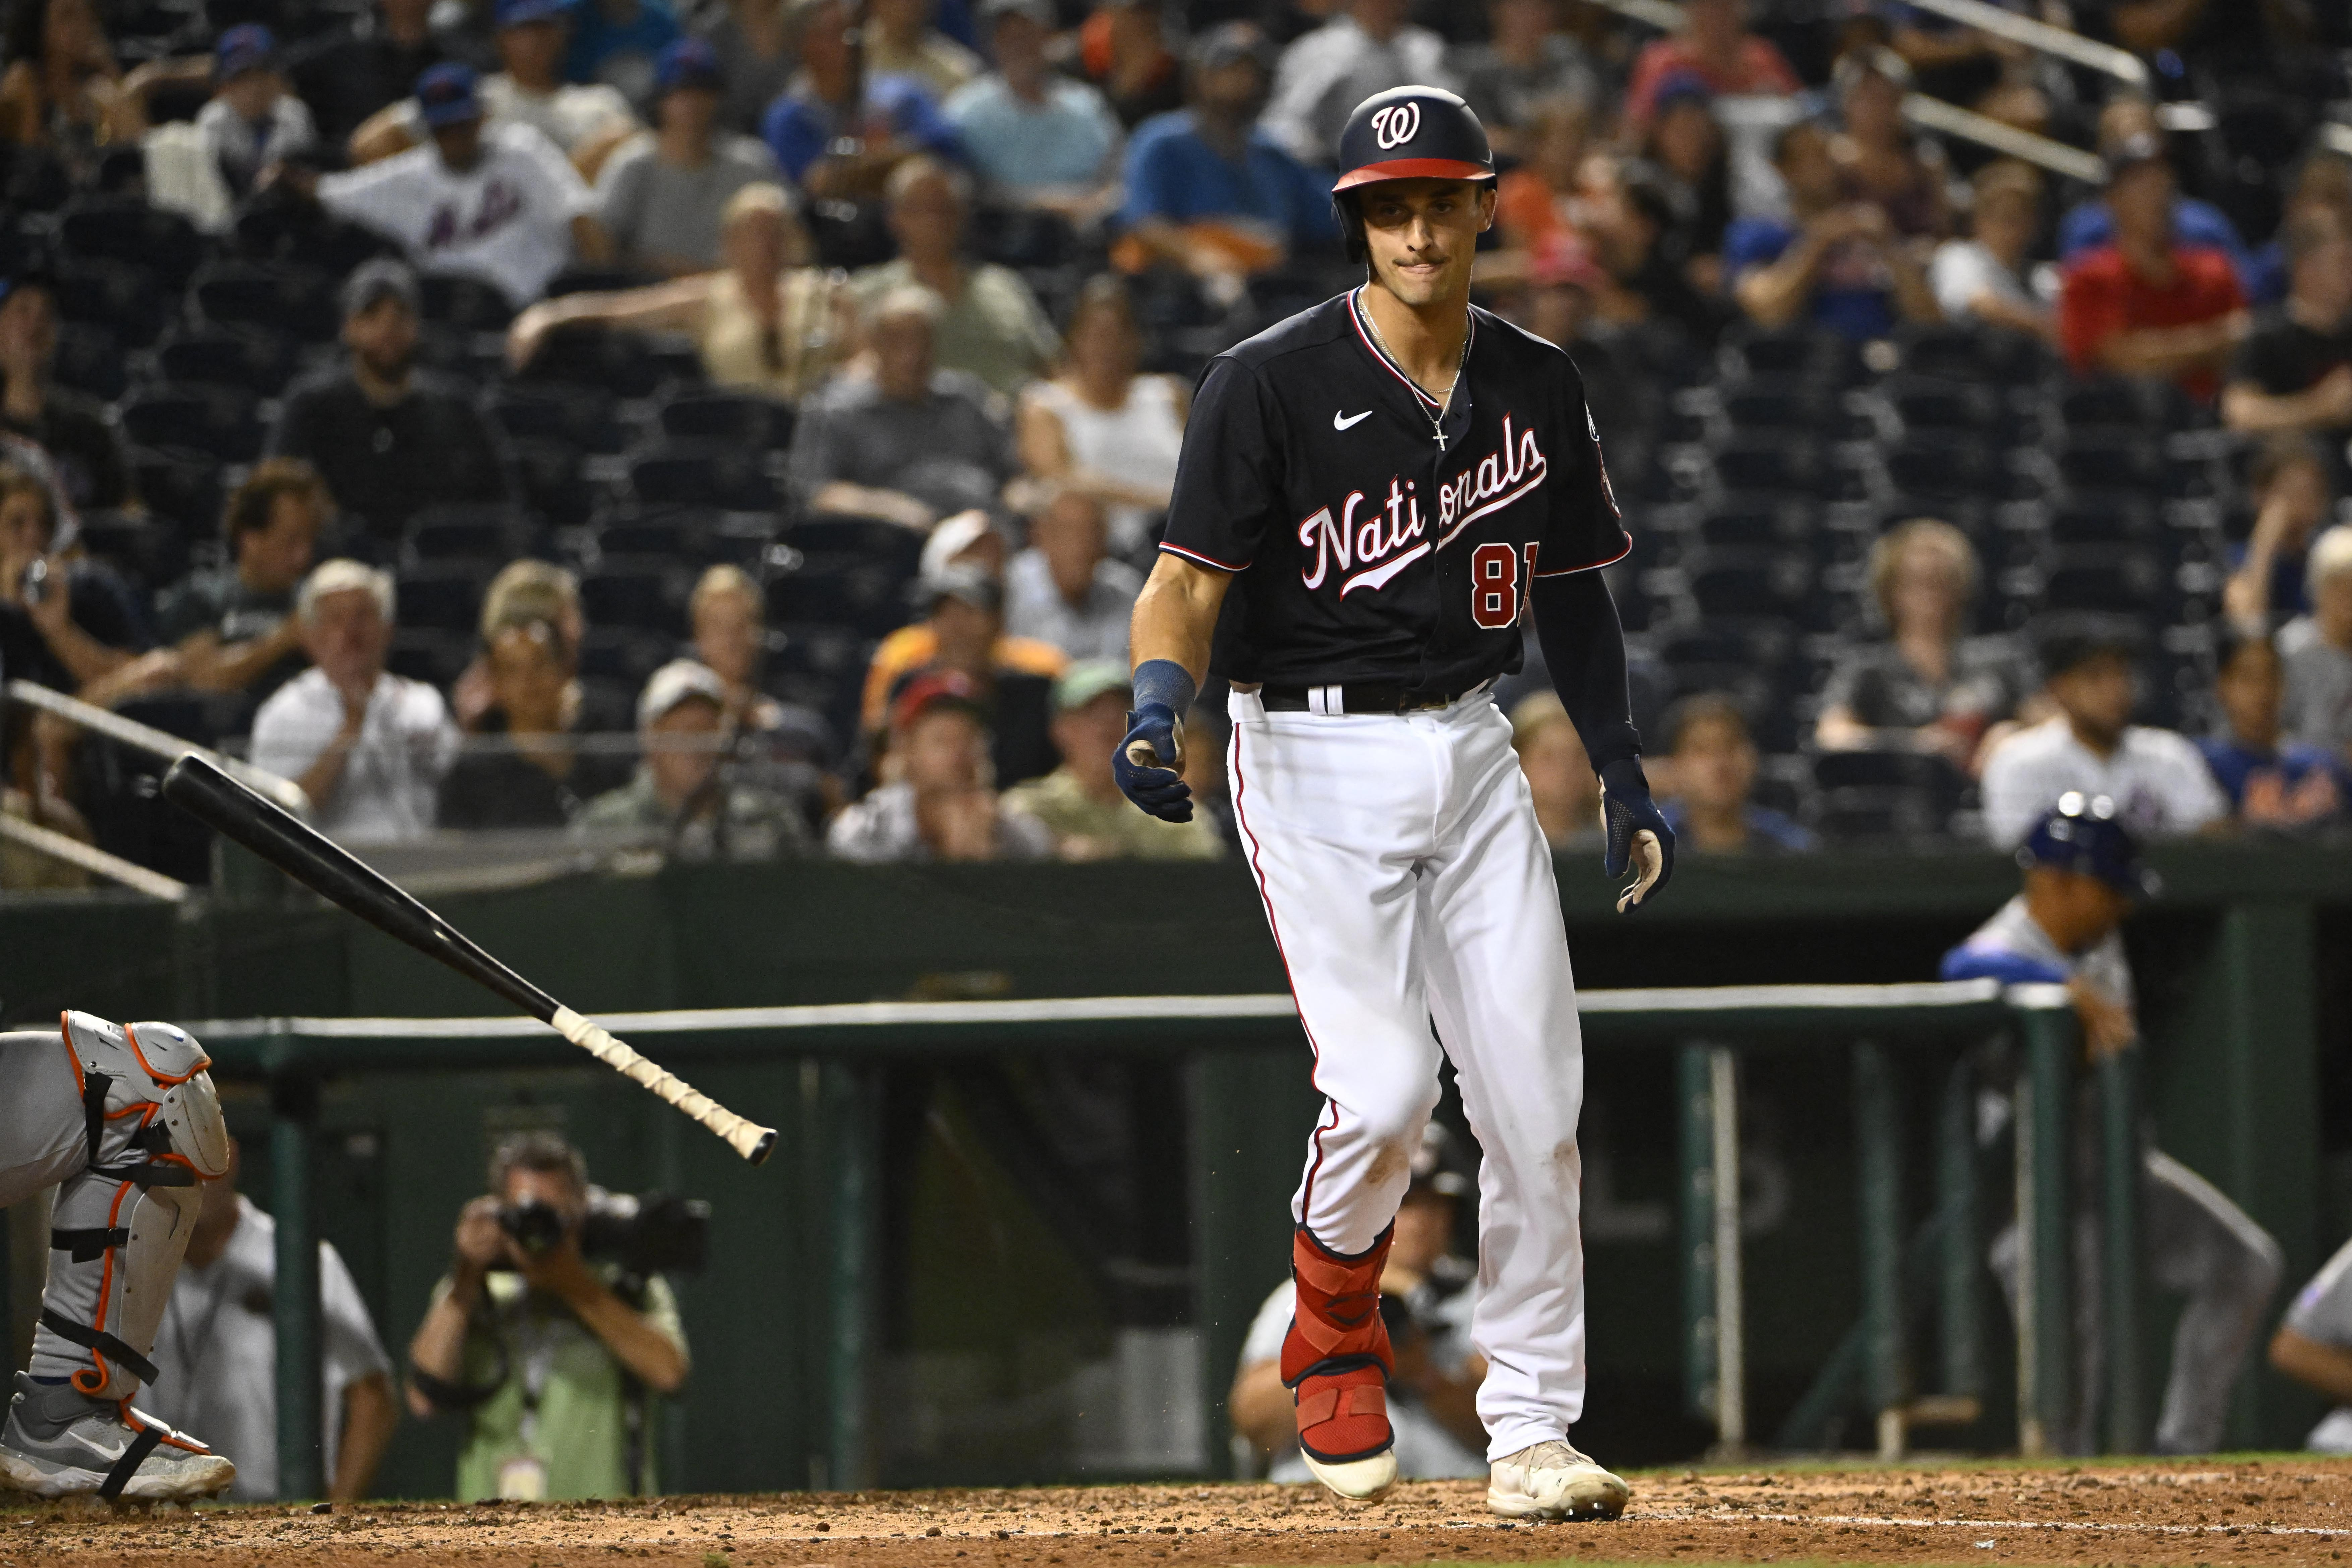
[1,844,2348,1504]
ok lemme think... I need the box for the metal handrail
[1898,0,2149,87]
[4,679,310,816]
[0,810,192,899]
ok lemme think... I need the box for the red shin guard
[1281,1225,1395,1463]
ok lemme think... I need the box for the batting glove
[1598,756,1674,913]
[1115,704,1193,821]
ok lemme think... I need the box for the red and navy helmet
[1331,86,1494,261]
[1332,85,1495,193]
[2017,792,2159,897]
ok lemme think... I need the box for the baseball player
[1115,85,1669,1517]
[0,1012,236,1500]
[1940,795,2282,1454]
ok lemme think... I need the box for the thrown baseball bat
[161,753,776,1164]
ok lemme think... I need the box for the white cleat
[1301,1445,1398,1503]
[1487,1439,1629,1520]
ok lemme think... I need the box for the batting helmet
[2017,792,2158,897]
[1330,85,1495,262]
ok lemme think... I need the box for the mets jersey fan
[1113,84,1673,1518]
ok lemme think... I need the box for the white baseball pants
[1227,686,1591,1460]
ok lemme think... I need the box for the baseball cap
[890,668,987,733]
[1189,20,1271,78]
[495,0,571,27]
[919,509,999,581]
[917,564,1002,615]
[214,23,277,80]
[1407,1121,1474,1199]
[340,256,421,320]
[1650,68,1714,116]
[415,62,484,128]
[2017,792,2158,897]
[655,35,723,93]
[637,658,729,728]
[1053,659,1131,713]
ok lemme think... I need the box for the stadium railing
[196,981,2124,1500]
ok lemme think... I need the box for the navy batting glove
[1115,703,1194,822]
[1598,756,1674,913]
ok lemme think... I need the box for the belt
[1258,681,1483,715]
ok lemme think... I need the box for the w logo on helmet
[1370,101,1420,150]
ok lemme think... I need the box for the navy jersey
[1160,289,1630,692]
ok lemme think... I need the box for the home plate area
[10,1460,2352,1567]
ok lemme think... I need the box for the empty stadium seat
[420,274,516,332]
[627,444,777,511]
[1683,548,1813,622]
[507,437,604,530]
[189,261,338,343]
[1706,436,1821,497]
[1881,433,1992,507]
[60,198,206,289]
[488,385,627,455]
[154,324,296,397]
[75,509,187,593]
[403,504,533,566]
[53,261,171,348]
[117,385,264,463]
[394,564,489,633]
[125,446,221,532]
[388,629,472,688]
[765,549,919,640]
[577,556,686,633]
[50,322,124,400]
[656,391,792,451]
[2038,547,2168,614]
[579,626,670,686]
[513,326,669,399]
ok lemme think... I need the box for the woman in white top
[1014,275,1188,556]
[1929,158,2053,343]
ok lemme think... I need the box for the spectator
[1003,660,1222,860]
[0,462,148,697]
[1004,488,1139,662]
[1509,690,1602,852]
[943,0,1121,220]
[0,0,142,168]
[566,0,683,103]
[1493,94,1592,263]
[143,1138,398,1503]
[312,65,611,308]
[349,0,638,177]
[1726,119,1939,340]
[1014,275,1186,554]
[1622,0,1799,134]
[1635,74,1730,292]
[1979,626,2226,848]
[143,26,319,235]
[250,559,460,842]
[406,1131,689,1500]
[1816,518,2038,772]
[850,158,1060,397]
[157,458,327,706]
[438,613,632,829]
[687,563,835,829]
[826,670,1052,861]
[269,259,517,545]
[1261,0,1456,171]
[866,565,1060,780]
[1114,23,1335,300]
[2197,629,2342,831]
[693,0,794,137]
[448,559,624,736]
[1881,0,2019,106]
[1230,1123,1485,1483]
[788,284,1013,530]
[1582,162,1724,345]
[510,183,853,400]
[1658,694,1812,854]
[1450,0,1597,161]
[0,271,130,510]
[865,0,980,98]
[759,0,958,195]
[2059,135,2247,404]
[1075,0,1179,130]
[594,38,780,275]
[2221,204,2352,441]
[575,658,809,857]
[2056,98,2253,288]
[1830,48,1947,240]
[1930,159,2051,341]
[287,0,457,149]
[2281,523,2352,761]
[2224,435,2334,633]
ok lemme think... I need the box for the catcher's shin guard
[30,1014,229,1402]
[1282,1225,1397,1499]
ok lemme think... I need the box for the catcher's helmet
[2017,792,2158,897]
[1330,85,1495,262]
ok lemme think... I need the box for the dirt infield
[11,1458,2352,1567]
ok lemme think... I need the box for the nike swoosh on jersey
[1333,409,1373,430]
[1340,540,1430,595]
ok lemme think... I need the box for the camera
[495,1187,709,1276]
[18,557,47,605]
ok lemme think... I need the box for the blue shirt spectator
[762,71,957,185]
[1723,213,1897,341]
[943,0,1119,201]
[1118,108,1334,250]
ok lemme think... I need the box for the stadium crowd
[0,0,2349,884]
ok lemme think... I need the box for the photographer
[405,1132,690,1501]
[1227,1124,1488,1482]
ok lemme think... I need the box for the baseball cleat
[0,1373,234,1502]
[1487,1439,1629,1520]
[1302,1441,1398,1503]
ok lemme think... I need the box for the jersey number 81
[1471,542,1537,630]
